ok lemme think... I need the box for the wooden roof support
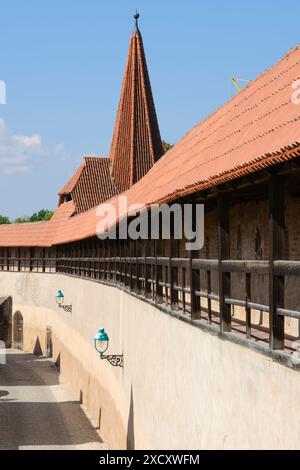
[269,175,285,350]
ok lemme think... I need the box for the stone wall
[1,271,300,449]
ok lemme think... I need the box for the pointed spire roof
[110,12,163,193]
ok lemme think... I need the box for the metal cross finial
[133,10,140,33]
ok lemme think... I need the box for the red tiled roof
[110,27,163,192]
[58,156,118,213]
[1,46,300,247]
[0,201,75,247]
[59,162,85,199]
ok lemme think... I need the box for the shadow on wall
[55,353,61,371]
[13,311,23,351]
[33,337,43,356]
[46,327,53,358]
[127,386,135,450]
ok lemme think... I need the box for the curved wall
[1,272,300,450]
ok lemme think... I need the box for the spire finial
[133,10,140,34]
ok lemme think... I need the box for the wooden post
[245,272,251,339]
[103,240,107,280]
[136,239,143,294]
[218,195,231,333]
[169,212,179,310]
[17,247,21,272]
[189,202,201,319]
[144,212,152,299]
[129,239,134,291]
[182,267,186,314]
[42,247,46,273]
[29,247,33,273]
[6,248,9,272]
[155,239,163,304]
[269,175,285,350]
[206,239,212,324]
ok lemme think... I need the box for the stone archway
[0,297,12,348]
[13,311,23,351]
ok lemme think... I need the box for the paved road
[0,349,106,450]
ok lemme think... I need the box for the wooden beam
[136,238,143,294]
[269,175,285,350]
[218,195,231,332]
[245,273,251,339]
[169,212,179,310]
[144,212,152,299]
[188,202,201,319]
[154,211,163,303]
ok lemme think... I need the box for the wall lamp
[55,290,72,313]
[94,328,123,368]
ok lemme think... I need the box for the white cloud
[0,118,68,174]
[13,134,42,149]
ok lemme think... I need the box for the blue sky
[0,0,299,218]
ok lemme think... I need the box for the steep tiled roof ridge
[58,156,118,214]
[59,155,107,196]
[110,27,163,192]
[59,162,85,197]
[72,156,118,213]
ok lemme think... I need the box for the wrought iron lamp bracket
[101,354,123,368]
[59,304,72,313]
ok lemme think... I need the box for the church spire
[110,13,163,193]
[133,10,140,34]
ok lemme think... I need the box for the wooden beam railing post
[170,212,179,310]
[245,272,251,339]
[189,202,201,320]
[29,247,33,273]
[269,174,285,350]
[17,247,21,272]
[6,248,9,272]
[218,195,231,333]
[129,239,134,291]
[206,238,212,324]
[155,240,163,304]
[136,239,143,294]
[144,212,152,299]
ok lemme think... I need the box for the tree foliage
[0,209,54,225]
[162,140,174,154]
[28,209,54,222]
[0,215,11,225]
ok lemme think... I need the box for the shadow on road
[0,350,104,450]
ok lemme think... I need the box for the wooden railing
[1,174,300,354]
[1,251,298,352]
[58,255,300,352]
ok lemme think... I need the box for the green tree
[29,209,54,222]
[14,216,30,224]
[0,215,11,225]
[14,209,54,224]
[162,140,174,154]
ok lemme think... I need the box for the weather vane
[133,10,140,33]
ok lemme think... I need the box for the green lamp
[55,290,64,306]
[93,328,123,367]
[94,328,109,357]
